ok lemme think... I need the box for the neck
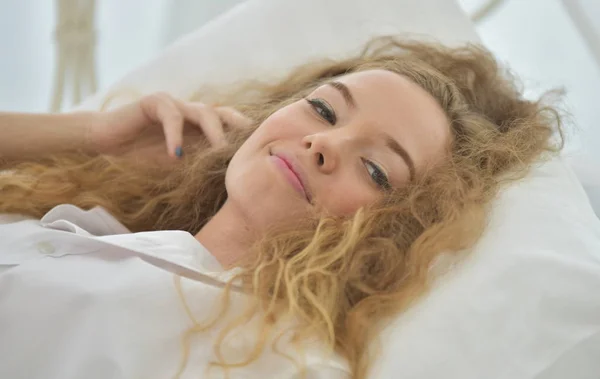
[194,200,256,269]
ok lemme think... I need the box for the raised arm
[0,111,97,161]
[0,92,252,165]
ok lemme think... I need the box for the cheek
[254,105,306,140]
[228,109,298,160]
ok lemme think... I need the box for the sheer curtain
[0,0,243,112]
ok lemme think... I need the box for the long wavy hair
[0,37,563,378]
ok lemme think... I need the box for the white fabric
[0,205,349,379]
[371,158,600,379]
[74,0,479,111]
[57,0,600,378]
[567,154,600,216]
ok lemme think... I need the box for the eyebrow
[382,133,416,182]
[327,81,357,109]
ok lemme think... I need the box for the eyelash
[363,159,391,190]
[306,98,337,125]
[306,97,391,191]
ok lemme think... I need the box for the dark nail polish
[175,146,183,158]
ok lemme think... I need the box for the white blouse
[0,205,349,379]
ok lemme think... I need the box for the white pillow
[75,0,600,378]
[567,154,600,216]
[373,158,600,379]
[75,0,480,110]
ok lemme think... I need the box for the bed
[64,0,600,377]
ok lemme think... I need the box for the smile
[269,153,312,203]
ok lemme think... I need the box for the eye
[362,159,391,190]
[306,98,337,125]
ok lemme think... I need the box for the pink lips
[270,153,311,203]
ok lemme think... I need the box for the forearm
[0,111,98,161]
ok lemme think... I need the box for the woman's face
[225,69,450,229]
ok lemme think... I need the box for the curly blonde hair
[0,37,563,378]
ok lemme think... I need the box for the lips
[270,152,312,203]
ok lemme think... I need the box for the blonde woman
[0,38,562,379]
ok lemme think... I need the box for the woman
[0,37,562,379]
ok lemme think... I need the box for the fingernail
[175,146,183,158]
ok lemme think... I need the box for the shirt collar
[40,204,243,285]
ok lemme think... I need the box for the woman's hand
[90,92,252,161]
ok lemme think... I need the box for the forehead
[335,69,450,170]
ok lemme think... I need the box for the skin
[195,69,451,267]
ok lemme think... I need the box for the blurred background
[1,0,599,162]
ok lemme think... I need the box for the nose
[302,133,339,174]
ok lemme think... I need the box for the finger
[153,94,185,158]
[214,106,253,130]
[181,103,227,148]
